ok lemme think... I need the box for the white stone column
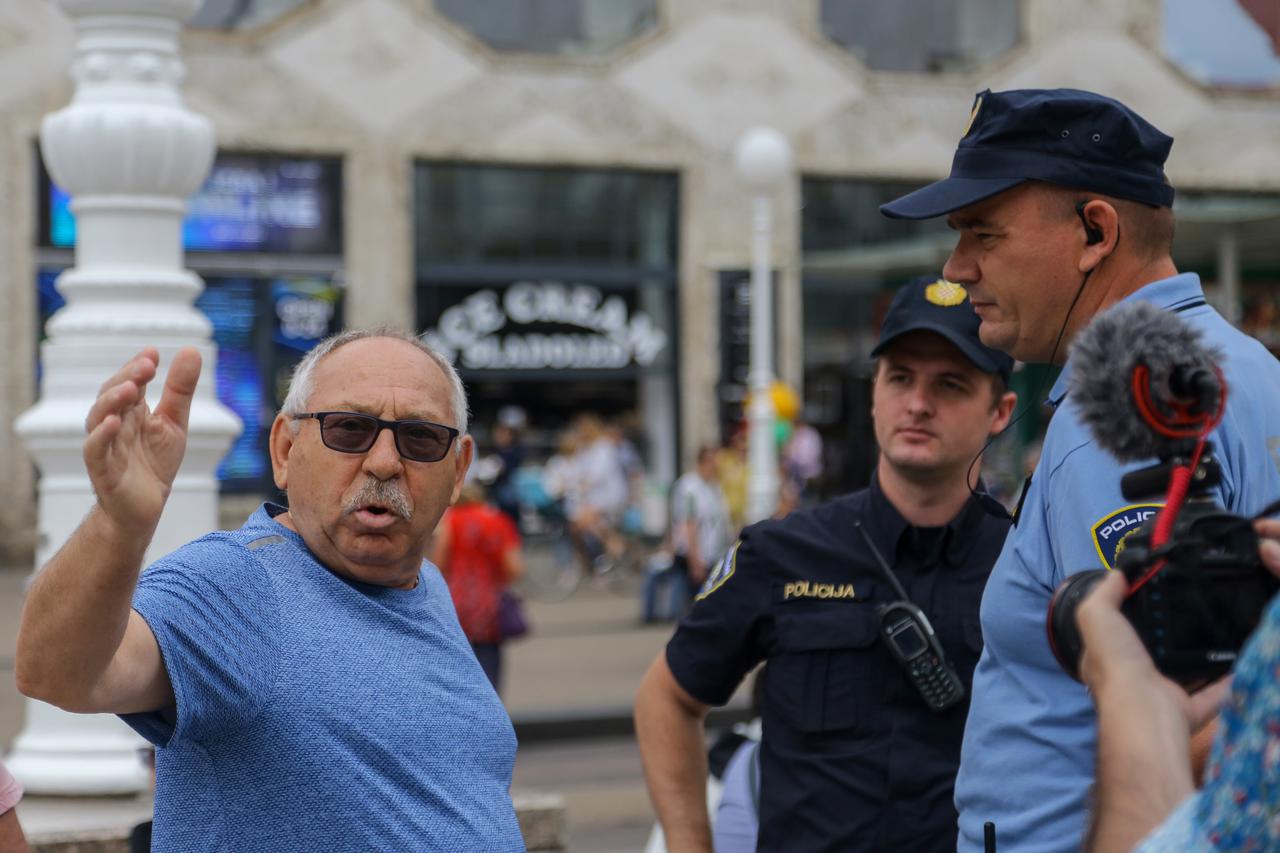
[7,0,240,795]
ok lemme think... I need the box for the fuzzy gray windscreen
[1067,300,1223,462]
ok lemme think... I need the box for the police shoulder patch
[1091,503,1162,570]
[696,541,740,601]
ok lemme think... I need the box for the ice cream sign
[423,281,668,370]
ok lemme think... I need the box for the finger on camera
[1076,570,1127,623]
[1074,573,1130,648]
[1186,674,1231,730]
[1259,538,1280,579]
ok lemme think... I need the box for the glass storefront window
[415,163,676,271]
[802,177,952,368]
[1164,0,1280,88]
[415,161,679,484]
[820,0,1020,73]
[435,0,657,56]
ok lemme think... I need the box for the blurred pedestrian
[641,446,730,623]
[432,481,525,694]
[608,417,646,531]
[672,445,731,594]
[781,413,823,503]
[568,413,629,568]
[715,426,748,534]
[541,428,579,520]
[488,421,526,527]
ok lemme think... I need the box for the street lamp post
[733,127,792,524]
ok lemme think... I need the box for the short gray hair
[280,327,469,436]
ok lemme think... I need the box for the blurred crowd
[443,396,827,627]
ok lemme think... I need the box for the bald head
[282,328,469,437]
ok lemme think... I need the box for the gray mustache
[344,478,413,521]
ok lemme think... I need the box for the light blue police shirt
[954,273,1280,852]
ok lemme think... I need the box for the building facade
[3,0,1280,560]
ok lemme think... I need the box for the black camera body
[1048,445,1278,689]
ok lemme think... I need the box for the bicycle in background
[513,466,665,602]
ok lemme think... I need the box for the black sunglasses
[292,412,459,463]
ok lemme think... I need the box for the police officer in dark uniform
[635,276,1017,852]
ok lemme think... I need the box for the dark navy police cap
[881,88,1175,220]
[871,277,1015,378]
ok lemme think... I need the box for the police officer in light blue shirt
[881,88,1280,852]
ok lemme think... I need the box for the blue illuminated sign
[37,270,343,492]
[46,153,342,254]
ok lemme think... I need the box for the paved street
[0,546,744,850]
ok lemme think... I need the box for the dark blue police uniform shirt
[666,473,1010,852]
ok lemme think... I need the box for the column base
[6,700,150,795]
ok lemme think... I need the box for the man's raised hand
[83,347,202,538]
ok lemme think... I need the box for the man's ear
[991,390,1018,436]
[268,414,295,490]
[1078,199,1120,273]
[449,436,475,505]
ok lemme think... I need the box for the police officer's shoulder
[738,492,868,568]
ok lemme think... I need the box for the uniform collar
[867,471,992,567]
[1048,272,1204,407]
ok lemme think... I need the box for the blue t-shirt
[955,274,1280,852]
[123,504,523,852]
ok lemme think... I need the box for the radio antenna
[855,521,910,601]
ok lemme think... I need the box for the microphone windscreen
[1067,301,1222,462]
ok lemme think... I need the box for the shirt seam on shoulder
[157,537,283,751]
[136,546,243,747]
[1043,436,1094,482]
[211,540,286,747]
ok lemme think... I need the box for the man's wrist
[85,503,158,559]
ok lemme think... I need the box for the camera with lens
[1047,440,1277,689]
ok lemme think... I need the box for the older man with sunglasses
[15,330,524,851]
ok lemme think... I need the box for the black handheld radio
[855,522,965,712]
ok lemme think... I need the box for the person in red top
[432,482,524,693]
[0,759,29,852]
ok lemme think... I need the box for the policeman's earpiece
[1075,202,1103,246]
